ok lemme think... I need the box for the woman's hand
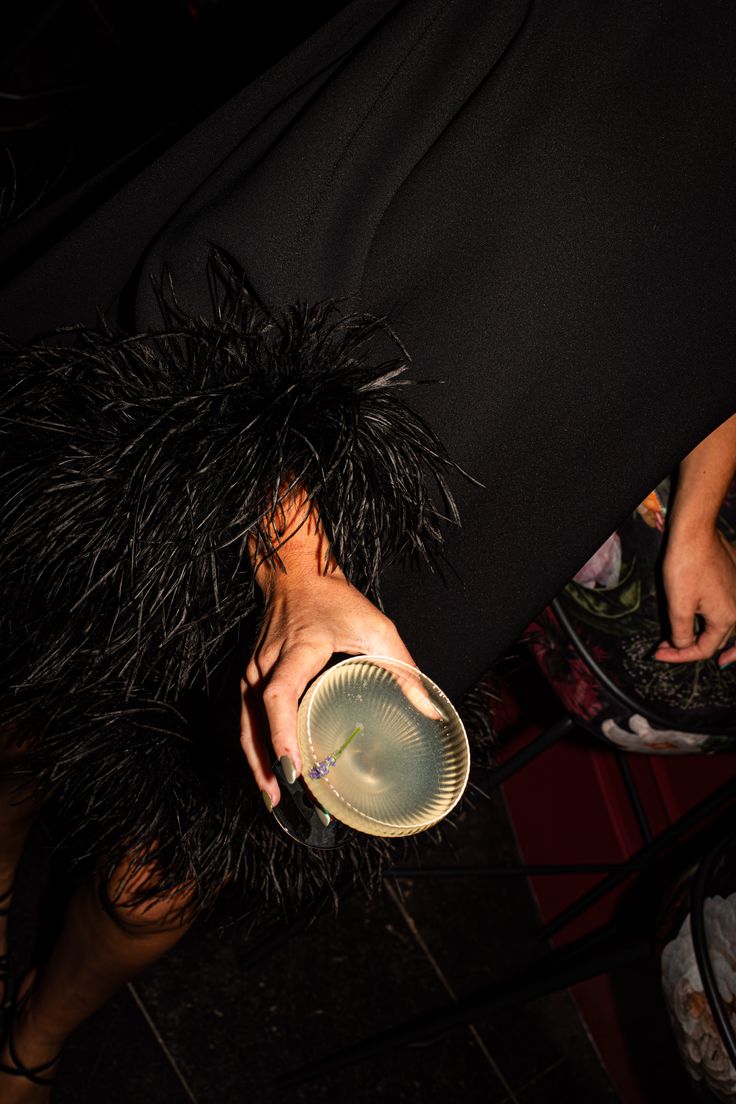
[654,528,736,667]
[239,490,415,808]
[240,569,415,808]
[654,412,736,668]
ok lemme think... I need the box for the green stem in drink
[308,723,364,780]
[336,723,363,759]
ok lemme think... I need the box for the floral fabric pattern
[661,895,736,1100]
[527,478,736,753]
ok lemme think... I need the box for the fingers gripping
[262,646,332,775]
[656,614,732,663]
[238,577,420,807]
[668,605,697,651]
[239,675,277,800]
[240,645,332,807]
[656,589,731,663]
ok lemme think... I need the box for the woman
[1,0,735,1096]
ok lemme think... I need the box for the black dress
[1,0,735,916]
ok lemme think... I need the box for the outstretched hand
[240,565,415,809]
[654,527,736,668]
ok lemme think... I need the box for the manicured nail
[721,661,735,670]
[280,755,297,784]
[261,791,273,813]
[314,804,331,828]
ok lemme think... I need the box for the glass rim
[302,653,470,829]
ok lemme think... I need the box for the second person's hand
[654,527,736,667]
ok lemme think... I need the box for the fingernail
[314,803,331,828]
[721,661,735,670]
[280,755,297,784]
[261,791,273,813]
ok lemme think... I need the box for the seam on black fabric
[361,0,537,296]
[182,5,407,210]
[305,0,450,230]
[130,5,408,311]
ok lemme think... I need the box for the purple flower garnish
[307,728,361,781]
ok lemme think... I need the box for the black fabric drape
[2,0,733,700]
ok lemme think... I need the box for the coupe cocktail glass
[271,655,469,846]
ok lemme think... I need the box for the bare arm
[654,412,736,666]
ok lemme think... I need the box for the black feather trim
[0,255,471,918]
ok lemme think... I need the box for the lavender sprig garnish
[308,723,363,780]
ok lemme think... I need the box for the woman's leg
[0,853,200,1102]
[0,723,50,1006]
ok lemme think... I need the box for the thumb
[667,603,697,651]
[656,621,725,663]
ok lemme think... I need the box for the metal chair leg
[483,714,574,795]
[389,862,640,878]
[543,776,736,938]
[614,749,653,844]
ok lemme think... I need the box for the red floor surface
[497,678,736,1104]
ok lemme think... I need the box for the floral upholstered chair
[527,477,736,754]
[660,834,736,1101]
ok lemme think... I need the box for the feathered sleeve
[0,257,462,711]
[0,258,470,917]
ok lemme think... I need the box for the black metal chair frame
[271,613,736,1087]
[272,710,736,1086]
[691,828,736,1072]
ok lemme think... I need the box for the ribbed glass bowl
[297,656,469,837]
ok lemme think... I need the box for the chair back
[527,476,736,752]
[660,832,736,1100]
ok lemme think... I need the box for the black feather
[0,254,476,919]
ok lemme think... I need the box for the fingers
[656,530,736,665]
[667,607,697,651]
[654,620,732,664]
[239,579,420,807]
[379,628,417,670]
[239,675,280,807]
[260,645,333,788]
[653,604,697,660]
[718,642,736,669]
[386,661,441,720]
[655,591,734,663]
[240,645,326,808]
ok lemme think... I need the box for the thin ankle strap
[0,1029,61,1086]
[0,978,61,1086]
[0,1042,58,1086]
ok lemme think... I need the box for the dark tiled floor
[6,763,618,1104]
[55,989,195,1104]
